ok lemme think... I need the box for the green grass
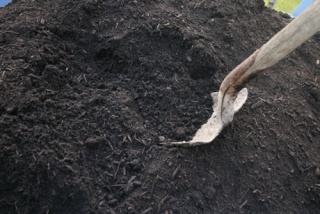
[263,0,301,14]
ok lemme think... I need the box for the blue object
[0,0,12,7]
[292,0,314,17]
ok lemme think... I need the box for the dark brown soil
[1,0,320,213]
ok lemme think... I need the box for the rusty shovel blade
[165,88,248,146]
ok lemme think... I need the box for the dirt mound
[1,0,319,213]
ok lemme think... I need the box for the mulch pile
[1,0,319,213]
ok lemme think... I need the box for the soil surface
[1,0,320,213]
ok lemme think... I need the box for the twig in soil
[245,131,252,138]
[65,165,77,173]
[125,176,136,193]
[127,135,132,143]
[95,169,109,185]
[27,73,42,80]
[76,74,87,83]
[133,134,146,145]
[140,191,148,197]
[172,165,180,179]
[239,200,247,210]
[3,31,19,35]
[45,89,58,93]
[77,112,86,119]
[288,151,302,173]
[151,175,164,196]
[14,201,20,214]
[141,207,153,214]
[158,194,170,212]
[113,161,121,177]
[104,171,114,178]
[194,0,205,9]
[109,208,116,214]
[238,188,249,205]
[1,71,6,78]
[251,100,266,109]
[145,146,153,154]
[107,141,114,150]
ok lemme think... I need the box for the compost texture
[1,0,320,213]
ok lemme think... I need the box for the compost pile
[1,0,320,213]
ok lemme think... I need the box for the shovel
[165,0,320,146]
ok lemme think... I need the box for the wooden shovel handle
[220,0,320,95]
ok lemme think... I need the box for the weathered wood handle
[253,0,320,71]
[221,0,320,95]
